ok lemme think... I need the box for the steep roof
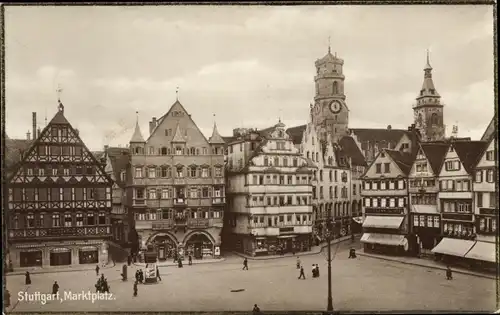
[339,136,367,166]
[420,143,449,174]
[106,147,130,188]
[5,139,33,178]
[286,124,307,144]
[480,116,495,143]
[350,128,408,145]
[452,141,489,174]
[130,119,145,143]
[385,149,415,175]
[171,123,186,142]
[208,123,225,144]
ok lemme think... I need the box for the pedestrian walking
[315,264,320,277]
[349,248,357,259]
[135,270,139,283]
[133,281,138,297]
[178,258,183,268]
[296,257,301,269]
[446,266,453,280]
[25,271,31,285]
[156,267,161,281]
[139,269,144,283]
[4,290,11,308]
[52,281,59,295]
[242,258,248,270]
[298,266,306,279]
[252,303,261,314]
[95,265,100,276]
[188,255,193,265]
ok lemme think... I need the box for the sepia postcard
[2,2,498,314]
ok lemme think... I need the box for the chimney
[149,117,157,135]
[37,127,41,138]
[32,112,36,140]
[26,131,31,140]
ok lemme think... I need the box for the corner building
[7,102,113,268]
[130,100,225,260]
[225,122,316,256]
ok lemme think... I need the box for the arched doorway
[149,233,178,261]
[185,232,215,259]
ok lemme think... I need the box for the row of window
[363,179,406,191]
[249,195,311,207]
[135,186,223,199]
[250,214,312,227]
[375,162,391,174]
[305,151,336,166]
[313,169,348,183]
[443,223,474,235]
[413,215,440,228]
[409,179,436,188]
[444,160,461,172]
[314,207,351,218]
[24,165,96,177]
[475,192,496,208]
[442,201,472,213]
[415,162,429,173]
[36,145,83,157]
[478,217,497,233]
[410,194,437,205]
[250,174,311,186]
[364,197,407,208]
[440,179,471,192]
[135,209,223,221]
[313,186,349,199]
[134,165,223,179]
[263,156,300,168]
[475,169,495,183]
[11,187,108,202]
[11,212,107,229]
[132,145,224,156]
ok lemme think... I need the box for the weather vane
[56,84,63,102]
[176,87,179,100]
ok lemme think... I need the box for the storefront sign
[365,208,404,215]
[279,227,294,233]
[479,208,497,216]
[442,213,473,222]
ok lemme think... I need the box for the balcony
[212,197,225,204]
[173,198,186,206]
[135,220,174,230]
[133,199,146,207]
[408,186,439,194]
[9,225,112,240]
[173,178,188,186]
[174,217,187,227]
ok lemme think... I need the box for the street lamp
[326,210,334,313]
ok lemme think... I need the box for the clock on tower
[329,100,342,114]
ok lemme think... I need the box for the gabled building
[129,100,225,261]
[467,135,497,266]
[7,101,114,268]
[431,140,488,262]
[407,142,448,256]
[360,138,416,255]
[225,121,316,256]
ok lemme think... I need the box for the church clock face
[330,100,342,114]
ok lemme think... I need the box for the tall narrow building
[413,52,446,142]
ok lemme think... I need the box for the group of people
[295,257,319,279]
[135,269,145,283]
[95,274,110,293]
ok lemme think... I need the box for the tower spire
[424,49,432,71]
[130,110,145,143]
[176,87,179,101]
[56,84,64,113]
[328,36,331,54]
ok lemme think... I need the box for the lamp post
[326,210,334,312]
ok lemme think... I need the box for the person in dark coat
[133,281,138,297]
[156,267,161,281]
[4,290,11,308]
[52,281,59,295]
[100,273,105,283]
[188,255,193,265]
[349,248,357,259]
[178,258,183,268]
[296,257,301,269]
[96,265,100,276]
[252,304,261,314]
[242,258,248,270]
[315,264,320,277]
[139,269,144,283]
[446,266,453,280]
[25,271,31,285]
[298,266,306,279]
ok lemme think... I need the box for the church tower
[413,51,445,142]
[311,44,349,144]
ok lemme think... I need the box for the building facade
[129,100,225,260]
[7,102,113,268]
[407,142,448,256]
[225,121,315,256]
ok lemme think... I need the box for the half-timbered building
[130,100,225,261]
[7,101,113,268]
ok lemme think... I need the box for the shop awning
[79,246,98,252]
[50,248,71,253]
[360,233,405,246]
[352,216,363,224]
[431,238,475,257]
[464,241,497,263]
[278,235,295,239]
[362,216,404,229]
[411,205,438,214]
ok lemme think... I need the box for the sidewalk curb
[6,261,117,276]
[132,258,226,268]
[357,252,496,280]
[231,236,353,260]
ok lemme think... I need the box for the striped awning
[362,216,404,229]
[50,247,71,253]
[361,233,406,246]
[431,238,475,257]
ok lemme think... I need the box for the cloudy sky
[5,5,494,150]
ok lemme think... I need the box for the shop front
[50,248,72,266]
[20,250,43,267]
[464,240,497,272]
[431,237,475,265]
[154,236,177,261]
[78,246,99,264]
[410,210,441,257]
[361,215,408,255]
[185,233,214,259]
